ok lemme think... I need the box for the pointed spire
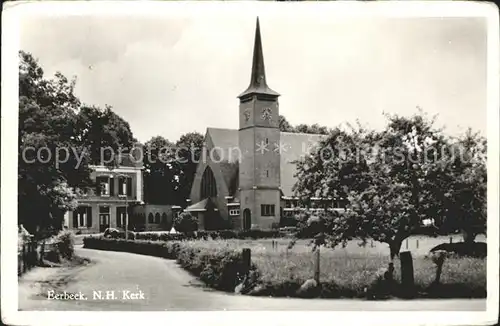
[238,17,280,99]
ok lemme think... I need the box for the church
[186,18,343,231]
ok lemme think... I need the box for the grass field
[178,234,487,298]
[190,234,486,256]
[83,233,487,298]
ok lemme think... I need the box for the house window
[261,204,275,217]
[265,138,269,145]
[116,207,127,227]
[285,200,292,209]
[154,213,161,224]
[96,176,110,196]
[73,206,92,228]
[148,213,154,223]
[229,209,240,216]
[118,176,132,196]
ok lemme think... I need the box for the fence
[18,240,38,276]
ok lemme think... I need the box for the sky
[20,14,487,143]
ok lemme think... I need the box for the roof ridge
[280,131,325,137]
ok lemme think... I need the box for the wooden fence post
[406,238,409,249]
[28,242,32,269]
[40,240,45,264]
[435,259,444,284]
[400,251,415,297]
[314,247,320,283]
[242,248,251,274]
[31,241,37,268]
[416,239,419,249]
[22,244,27,273]
[27,242,31,270]
[450,236,453,244]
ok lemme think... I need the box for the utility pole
[125,190,128,240]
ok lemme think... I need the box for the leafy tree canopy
[292,110,486,259]
[18,51,136,235]
[279,115,331,135]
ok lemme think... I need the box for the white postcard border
[1,1,498,326]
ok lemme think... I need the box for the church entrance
[243,209,251,230]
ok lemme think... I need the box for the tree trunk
[462,229,476,244]
[389,239,403,261]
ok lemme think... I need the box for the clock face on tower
[243,109,251,122]
[261,107,272,121]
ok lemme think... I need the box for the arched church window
[200,166,217,199]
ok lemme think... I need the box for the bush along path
[82,237,486,300]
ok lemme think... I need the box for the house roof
[206,128,324,197]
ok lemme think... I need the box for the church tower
[237,18,281,230]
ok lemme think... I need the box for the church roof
[207,128,239,153]
[280,132,324,196]
[238,17,280,99]
[206,128,325,197]
[185,197,216,212]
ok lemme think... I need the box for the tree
[293,124,372,203]
[174,132,204,206]
[174,211,198,234]
[279,115,330,135]
[18,51,89,234]
[431,129,487,243]
[74,105,137,166]
[143,136,179,205]
[292,110,483,260]
[18,51,139,235]
[279,115,294,132]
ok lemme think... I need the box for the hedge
[83,237,256,292]
[83,237,486,299]
[129,229,287,242]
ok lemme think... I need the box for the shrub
[294,211,338,239]
[176,243,256,291]
[82,237,486,299]
[83,237,256,292]
[430,242,487,258]
[103,228,120,238]
[174,212,198,234]
[117,230,136,240]
[132,229,285,241]
[55,230,75,260]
